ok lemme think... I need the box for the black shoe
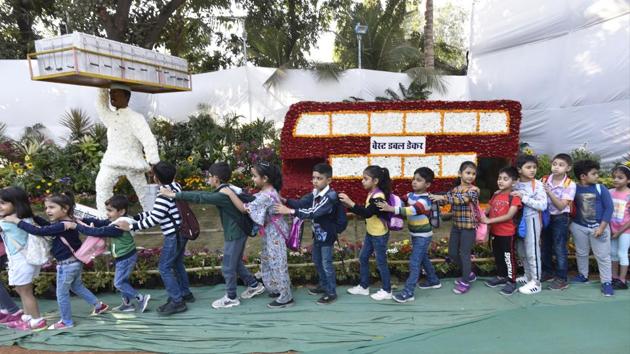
[183,293,196,303]
[612,278,628,290]
[267,299,295,309]
[268,292,281,298]
[540,273,554,283]
[157,301,187,316]
[307,286,326,296]
[316,294,337,305]
[484,276,508,288]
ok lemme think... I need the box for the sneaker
[392,291,415,303]
[571,274,589,283]
[6,319,27,329]
[612,278,628,290]
[182,293,196,303]
[453,281,470,294]
[601,282,614,297]
[307,286,326,296]
[14,318,47,331]
[484,277,508,288]
[540,273,555,282]
[267,299,295,309]
[316,294,338,305]
[370,289,393,301]
[241,283,266,299]
[548,278,569,291]
[347,285,369,296]
[0,312,9,323]
[212,295,241,309]
[137,294,151,313]
[516,275,528,286]
[0,310,23,324]
[453,272,477,285]
[499,282,517,296]
[518,280,541,294]
[157,301,187,316]
[48,321,73,330]
[418,280,442,289]
[268,292,280,298]
[90,302,109,316]
[113,302,136,313]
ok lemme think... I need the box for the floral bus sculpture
[280,100,522,201]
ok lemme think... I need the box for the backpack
[411,193,441,228]
[216,184,257,237]
[24,234,53,265]
[174,199,200,240]
[372,191,404,231]
[60,235,107,264]
[514,180,543,238]
[334,200,349,234]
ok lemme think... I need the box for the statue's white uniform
[95,89,160,213]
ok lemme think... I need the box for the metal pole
[357,35,362,69]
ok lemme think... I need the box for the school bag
[335,201,349,234]
[216,184,257,237]
[60,235,107,264]
[174,199,201,240]
[1,220,52,266]
[372,189,404,231]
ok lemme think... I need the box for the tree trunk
[423,0,434,69]
[12,0,37,58]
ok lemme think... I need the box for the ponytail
[364,165,392,200]
[254,162,283,191]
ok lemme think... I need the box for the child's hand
[594,226,606,238]
[219,187,234,196]
[375,200,394,212]
[159,187,176,198]
[612,231,621,239]
[480,215,490,224]
[63,222,77,230]
[114,220,132,231]
[76,219,89,227]
[280,197,287,204]
[510,191,523,199]
[429,194,445,202]
[2,215,20,224]
[469,186,480,195]
[543,183,551,194]
[338,193,355,208]
[274,203,293,215]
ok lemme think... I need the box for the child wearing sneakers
[609,165,630,290]
[480,167,522,296]
[65,195,151,313]
[159,162,265,309]
[377,167,442,303]
[541,153,576,291]
[512,155,547,295]
[0,281,22,325]
[570,159,614,296]
[275,163,343,305]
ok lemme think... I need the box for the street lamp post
[354,23,368,69]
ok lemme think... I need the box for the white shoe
[347,285,369,296]
[240,283,266,299]
[370,289,393,301]
[518,280,541,295]
[516,275,528,286]
[211,295,241,309]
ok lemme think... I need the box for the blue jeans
[404,236,439,295]
[56,261,99,326]
[159,235,191,303]
[114,253,139,302]
[359,233,391,292]
[223,237,258,299]
[541,213,569,281]
[312,243,336,295]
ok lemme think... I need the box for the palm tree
[60,109,92,142]
[423,0,435,69]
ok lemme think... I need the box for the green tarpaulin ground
[1,281,629,353]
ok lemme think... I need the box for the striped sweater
[132,182,182,236]
[396,193,433,237]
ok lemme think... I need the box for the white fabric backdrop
[469,0,630,163]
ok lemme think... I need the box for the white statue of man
[95,83,160,214]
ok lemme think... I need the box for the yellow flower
[24,155,31,162]
[625,161,630,168]
[524,147,534,155]
[16,169,24,175]
[45,190,51,194]
[47,182,52,186]
[36,185,41,189]
[187,156,194,163]
[26,163,34,169]
[12,163,19,169]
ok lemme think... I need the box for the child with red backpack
[340,165,395,301]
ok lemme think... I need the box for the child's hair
[254,161,283,191]
[364,165,392,200]
[0,186,34,219]
[105,195,129,213]
[153,161,176,184]
[208,162,232,183]
[414,167,434,183]
[516,154,538,169]
[552,153,573,166]
[313,163,333,179]
[46,192,75,218]
[612,165,630,187]
[453,161,477,188]
[573,159,600,181]
[498,166,519,181]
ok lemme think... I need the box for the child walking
[340,165,393,301]
[377,167,442,303]
[4,193,108,330]
[160,162,265,309]
[480,167,522,296]
[276,162,343,305]
[67,195,151,313]
[541,153,576,291]
[512,154,547,294]
[609,165,630,290]
[570,159,614,296]
[430,161,480,294]
[220,162,294,309]
[0,281,22,325]
[0,187,45,330]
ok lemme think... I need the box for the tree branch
[142,0,186,49]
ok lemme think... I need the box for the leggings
[0,281,19,313]
[611,233,630,266]
[448,227,475,282]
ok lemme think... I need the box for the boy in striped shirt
[116,161,193,316]
[377,167,441,303]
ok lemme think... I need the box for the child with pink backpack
[4,193,109,330]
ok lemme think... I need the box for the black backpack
[334,200,348,234]
[216,184,257,237]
